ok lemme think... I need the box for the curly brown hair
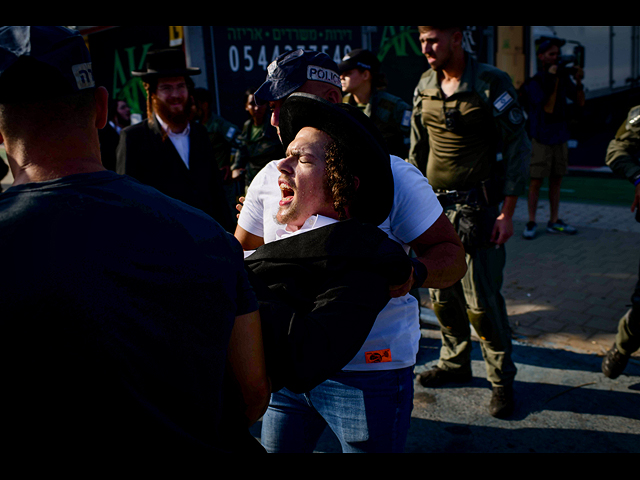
[324,140,359,221]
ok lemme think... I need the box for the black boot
[417,367,472,388]
[489,385,514,419]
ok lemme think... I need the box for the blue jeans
[260,367,414,453]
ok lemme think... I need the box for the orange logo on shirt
[365,349,392,364]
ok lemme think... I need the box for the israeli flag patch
[493,91,513,112]
[401,110,412,127]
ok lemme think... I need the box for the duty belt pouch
[479,177,505,206]
[456,205,496,255]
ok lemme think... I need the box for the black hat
[279,93,393,226]
[254,49,341,106]
[131,48,201,80]
[338,49,380,75]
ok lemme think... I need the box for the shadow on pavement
[251,335,640,453]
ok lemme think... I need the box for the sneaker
[523,221,537,240]
[602,344,629,379]
[417,367,472,388]
[547,219,577,235]
[489,385,514,419]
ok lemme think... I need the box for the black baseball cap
[0,26,95,102]
[254,49,341,106]
[338,49,380,75]
[536,37,566,54]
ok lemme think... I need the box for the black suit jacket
[98,122,120,172]
[116,118,234,232]
[244,219,413,394]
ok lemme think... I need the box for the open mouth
[279,180,295,206]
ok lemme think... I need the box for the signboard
[208,25,362,127]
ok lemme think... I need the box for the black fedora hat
[279,93,393,226]
[131,48,201,80]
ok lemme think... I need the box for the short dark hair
[0,57,96,139]
[418,26,464,34]
[193,87,212,105]
[0,90,96,141]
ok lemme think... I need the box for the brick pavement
[420,197,640,357]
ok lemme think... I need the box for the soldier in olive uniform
[409,26,531,418]
[193,88,242,215]
[339,49,412,159]
[232,89,285,191]
[602,105,640,379]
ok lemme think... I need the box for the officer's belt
[435,188,485,208]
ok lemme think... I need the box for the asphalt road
[250,329,639,453]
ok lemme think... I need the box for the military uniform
[409,53,531,388]
[201,113,242,214]
[344,90,412,159]
[605,106,640,363]
[203,113,240,170]
[232,118,284,189]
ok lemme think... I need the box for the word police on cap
[307,65,341,89]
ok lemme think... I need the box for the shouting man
[244,93,416,452]
[237,50,466,453]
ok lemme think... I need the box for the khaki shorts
[530,138,569,179]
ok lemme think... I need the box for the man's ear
[325,87,343,105]
[354,176,360,191]
[94,86,109,130]
[451,30,464,48]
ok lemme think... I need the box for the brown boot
[602,345,629,379]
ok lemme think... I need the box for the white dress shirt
[156,114,191,169]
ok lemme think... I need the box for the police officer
[339,49,412,159]
[602,105,640,378]
[409,26,531,418]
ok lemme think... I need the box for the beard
[116,113,131,128]
[152,95,193,132]
[275,173,334,228]
[429,42,455,72]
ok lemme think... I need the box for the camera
[557,44,585,77]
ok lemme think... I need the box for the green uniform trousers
[616,260,640,356]
[429,204,517,387]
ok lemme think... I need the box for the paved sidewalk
[419,197,640,357]
[302,198,640,453]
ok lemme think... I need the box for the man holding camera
[521,37,585,239]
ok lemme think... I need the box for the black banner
[209,25,362,127]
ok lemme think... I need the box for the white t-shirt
[238,156,443,371]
